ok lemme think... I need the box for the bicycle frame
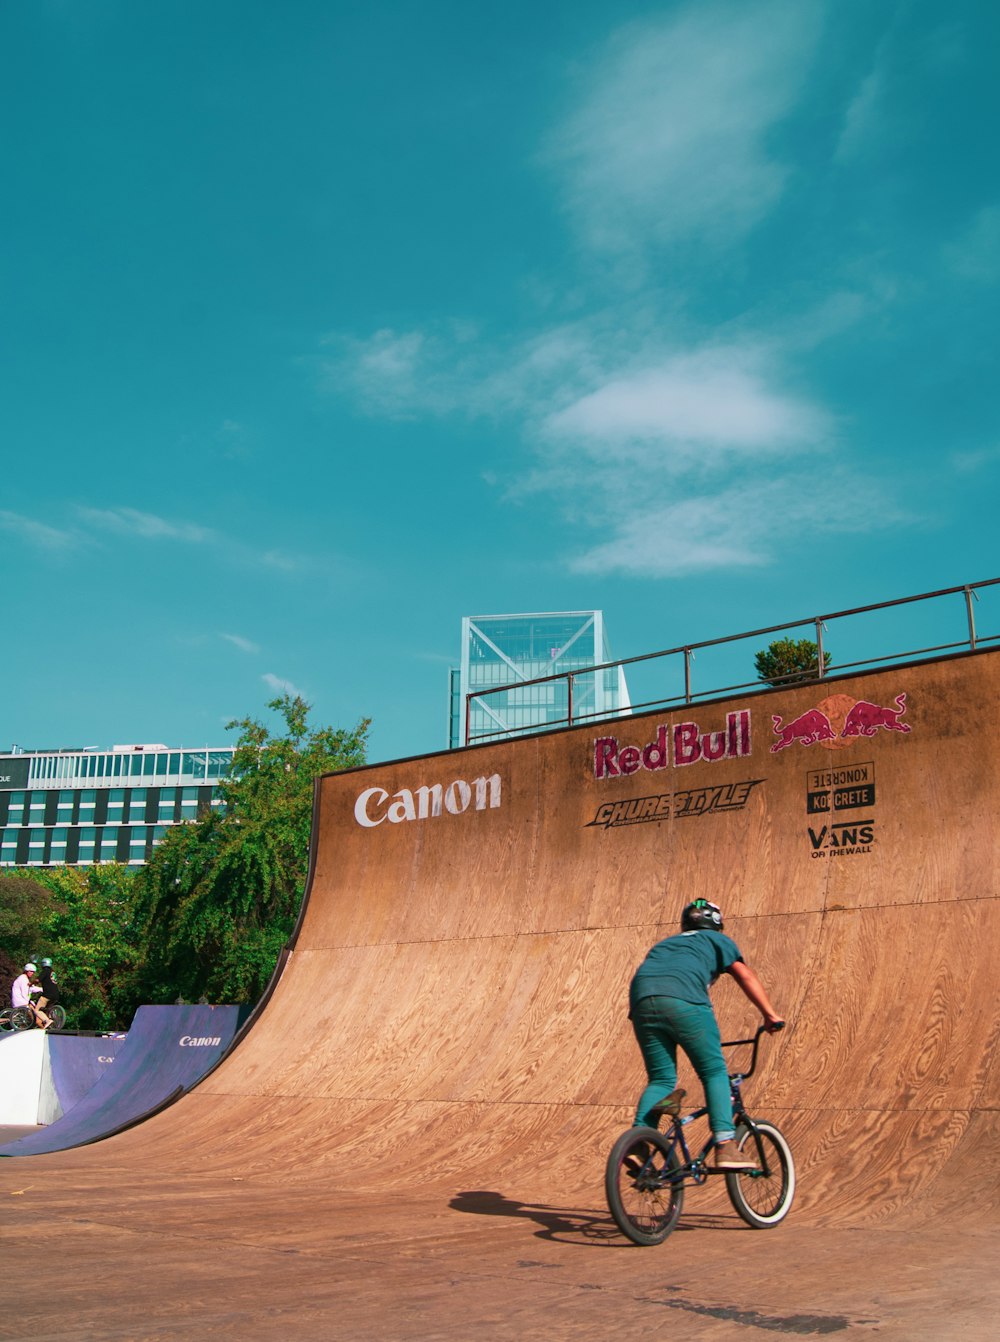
[650,1026,778,1187]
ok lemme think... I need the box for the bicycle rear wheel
[725,1120,795,1228]
[47,1004,67,1031]
[605,1126,685,1246]
[0,1008,12,1031]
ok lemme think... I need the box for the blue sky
[3,0,998,765]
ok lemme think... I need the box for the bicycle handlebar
[721,1020,786,1081]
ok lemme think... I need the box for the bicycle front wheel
[11,1007,34,1032]
[605,1126,685,1246]
[47,1004,67,1031]
[725,1120,795,1228]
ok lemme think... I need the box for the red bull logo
[771,692,910,753]
[595,711,751,779]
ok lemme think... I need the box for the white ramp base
[0,1031,46,1124]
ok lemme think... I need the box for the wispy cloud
[262,672,304,697]
[64,504,324,577]
[545,0,823,257]
[542,346,825,459]
[944,204,1000,283]
[320,304,915,573]
[950,443,1000,474]
[221,633,260,654]
[834,68,884,163]
[568,472,911,578]
[0,510,78,551]
[314,2,921,582]
[76,506,215,543]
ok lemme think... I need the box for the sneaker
[710,1144,756,1173]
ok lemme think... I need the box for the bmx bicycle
[605,1023,794,1245]
[0,1002,67,1032]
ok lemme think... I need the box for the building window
[49,828,69,865]
[77,827,97,863]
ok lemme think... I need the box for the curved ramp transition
[6,650,997,1226]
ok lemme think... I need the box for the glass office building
[0,743,236,869]
[449,611,631,748]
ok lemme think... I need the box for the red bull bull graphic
[840,694,911,737]
[771,692,911,753]
[770,708,837,752]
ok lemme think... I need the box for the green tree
[0,872,63,992]
[754,637,831,688]
[129,694,370,1009]
[33,864,138,1030]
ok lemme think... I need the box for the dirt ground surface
[2,1173,996,1340]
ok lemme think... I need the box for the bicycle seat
[647,1088,686,1123]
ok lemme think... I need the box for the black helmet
[681,899,723,932]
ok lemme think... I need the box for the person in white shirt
[10,963,51,1029]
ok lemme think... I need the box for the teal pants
[632,994,735,1139]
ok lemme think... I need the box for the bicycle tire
[724,1120,795,1228]
[47,1004,67,1031]
[0,1008,12,1031]
[605,1126,685,1246]
[11,1007,34,1032]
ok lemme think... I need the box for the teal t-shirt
[629,929,743,1013]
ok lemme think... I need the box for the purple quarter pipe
[0,1004,246,1157]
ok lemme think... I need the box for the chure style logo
[587,778,764,829]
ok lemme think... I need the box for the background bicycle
[0,1002,67,1031]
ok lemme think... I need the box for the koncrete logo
[587,779,764,829]
[354,773,502,828]
[594,711,751,780]
[179,1036,222,1047]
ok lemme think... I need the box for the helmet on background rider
[23,962,37,974]
[680,899,724,932]
[40,958,52,968]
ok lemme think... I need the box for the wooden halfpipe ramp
[1,649,997,1338]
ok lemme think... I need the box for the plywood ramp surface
[5,651,995,1235]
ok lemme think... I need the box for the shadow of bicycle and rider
[448,1189,739,1248]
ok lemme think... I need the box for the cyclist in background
[629,899,784,1171]
[10,962,52,1030]
[36,957,60,1019]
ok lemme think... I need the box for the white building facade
[0,743,235,868]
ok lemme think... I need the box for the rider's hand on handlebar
[763,1016,785,1034]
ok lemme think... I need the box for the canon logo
[97,1055,116,1063]
[355,773,502,828]
[178,1035,221,1047]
